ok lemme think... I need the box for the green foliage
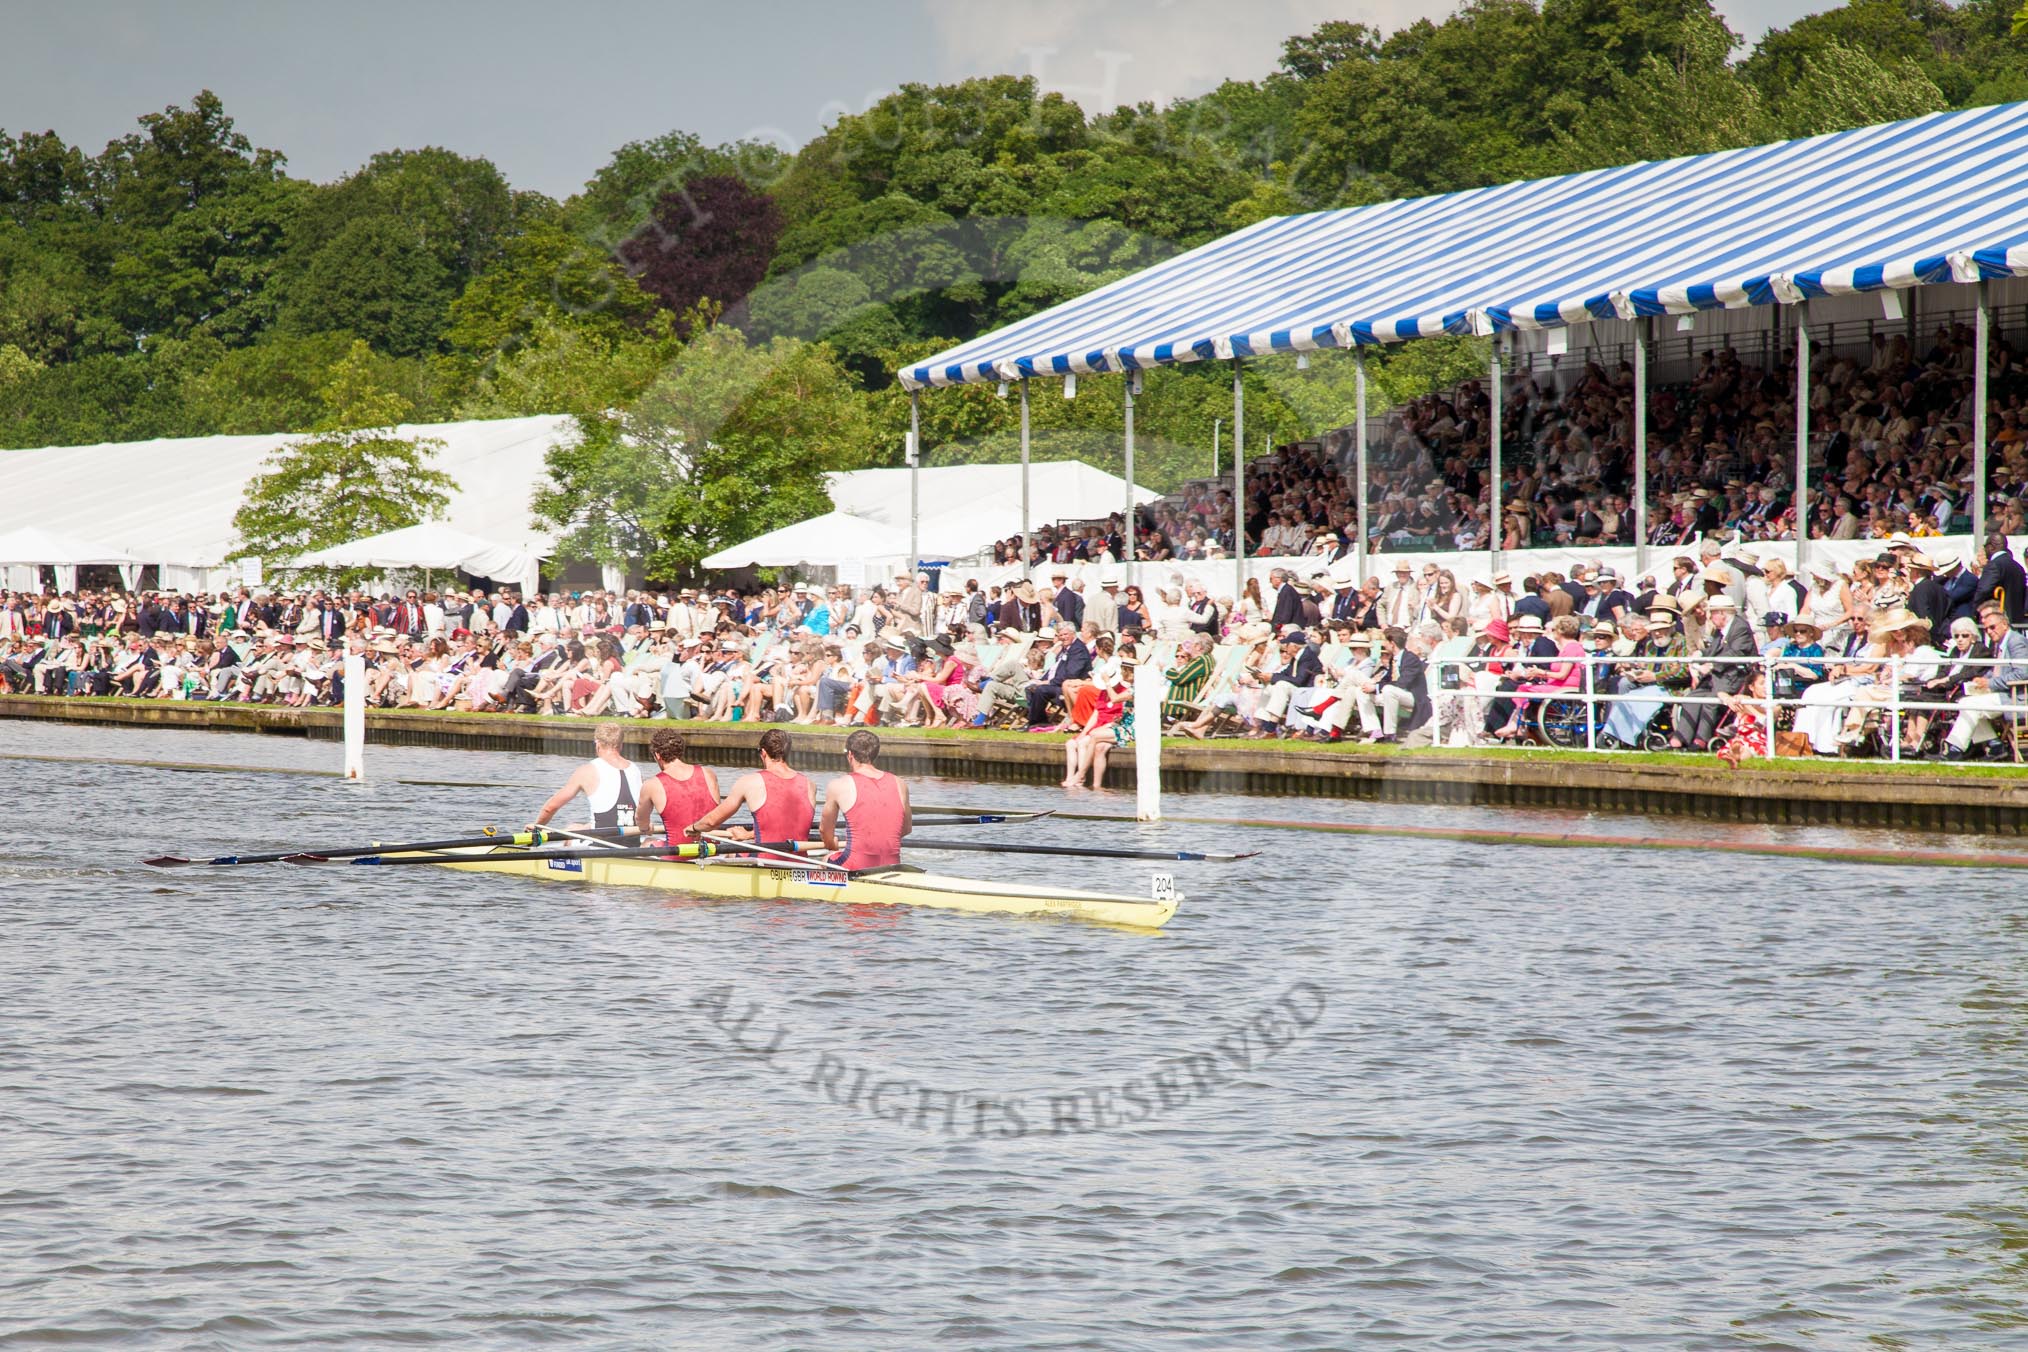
[278,215,454,356]
[6,1,2027,516]
[445,221,668,356]
[569,131,787,249]
[231,341,455,571]
[456,313,675,420]
[94,89,287,229]
[533,327,869,581]
[1550,11,1773,171]
[0,342,41,388]
[1769,41,1949,138]
[176,332,359,435]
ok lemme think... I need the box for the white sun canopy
[702,461,1158,577]
[702,511,908,570]
[290,522,543,597]
[0,525,140,566]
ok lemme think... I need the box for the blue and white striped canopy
[899,100,2028,391]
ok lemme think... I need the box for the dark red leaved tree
[616,174,783,327]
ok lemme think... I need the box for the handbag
[1774,730,1812,757]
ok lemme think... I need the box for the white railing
[1428,650,2028,760]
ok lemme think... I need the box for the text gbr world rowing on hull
[689,981,1327,1139]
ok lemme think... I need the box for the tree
[1549,13,1772,173]
[0,341,40,388]
[456,312,675,420]
[174,331,357,435]
[445,221,667,357]
[570,130,786,249]
[278,215,454,355]
[231,341,454,570]
[0,129,94,224]
[533,324,871,580]
[617,174,783,324]
[93,90,286,229]
[1770,41,1948,138]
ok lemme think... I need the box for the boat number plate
[806,869,849,887]
[547,857,584,873]
[1151,872,1175,901]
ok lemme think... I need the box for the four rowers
[538,725,908,868]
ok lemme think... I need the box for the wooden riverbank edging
[5,694,2027,835]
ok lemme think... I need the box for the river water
[5,720,2028,1349]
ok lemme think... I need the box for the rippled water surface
[6,720,2028,1349]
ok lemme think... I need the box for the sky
[0,0,1830,201]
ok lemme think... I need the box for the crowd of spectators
[6,523,2027,770]
[1144,319,2028,562]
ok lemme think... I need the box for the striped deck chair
[1174,643,1251,735]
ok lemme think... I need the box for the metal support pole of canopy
[1634,317,1649,575]
[908,390,920,576]
[1019,379,1031,576]
[1974,281,1990,542]
[1795,304,1811,574]
[1355,350,1369,588]
[1231,360,1245,603]
[1123,372,1137,586]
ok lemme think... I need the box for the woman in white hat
[1468,572,1511,632]
[1792,607,1916,754]
[1802,562,1850,650]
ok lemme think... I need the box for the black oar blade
[142,856,197,868]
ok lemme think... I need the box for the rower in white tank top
[530,721,643,834]
[585,759,642,829]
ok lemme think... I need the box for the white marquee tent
[0,414,571,590]
[703,461,1160,575]
[290,522,544,597]
[0,525,142,593]
[702,511,908,570]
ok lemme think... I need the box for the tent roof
[701,461,1158,571]
[825,462,1156,529]
[291,522,536,576]
[0,415,571,566]
[900,100,2028,389]
[0,524,140,566]
[701,511,908,569]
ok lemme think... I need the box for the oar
[905,809,1057,825]
[897,838,1256,863]
[806,809,1055,829]
[699,832,830,870]
[291,839,735,868]
[144,825,636,868]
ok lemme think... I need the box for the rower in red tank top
[633,728,721,853]
[689,728,816,846]
[820,729,912,870]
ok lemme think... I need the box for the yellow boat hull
[410,847,1180,929]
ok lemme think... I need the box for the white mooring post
[1134,659,1162,822]
[342,653,365,780]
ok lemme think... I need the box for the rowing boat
[404,844,1182,928]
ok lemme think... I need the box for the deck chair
[1173,642,1251,737]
